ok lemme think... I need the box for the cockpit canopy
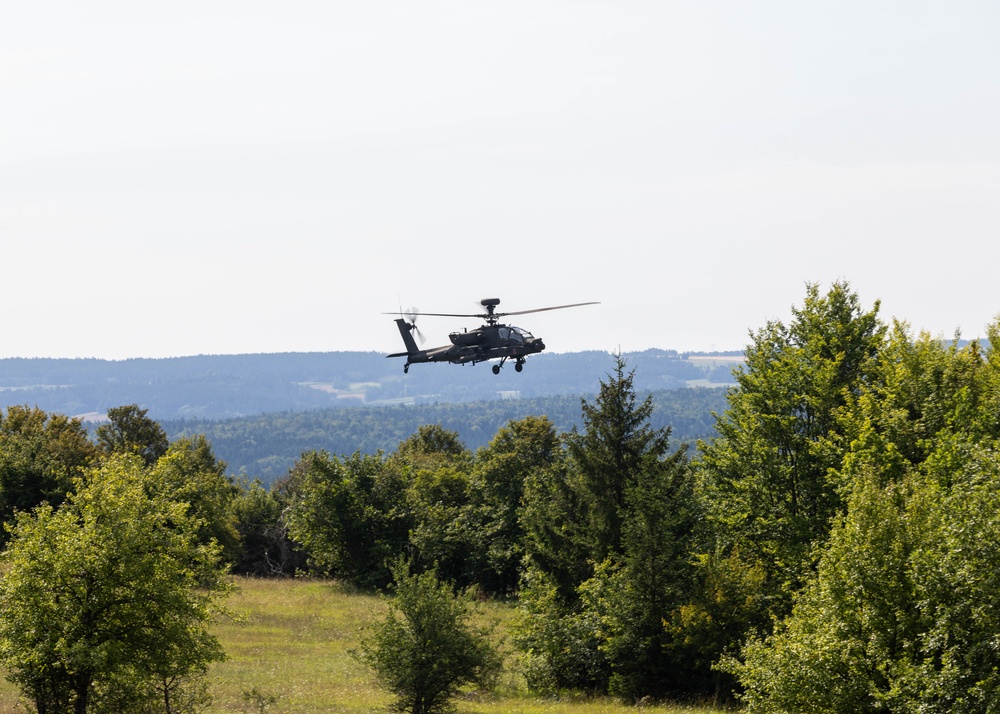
[499,326,534,344]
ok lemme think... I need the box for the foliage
[95,403,169,465]
[567,354,674,562]
[466,415,562,596]
[604,444,698,701]
[284,450,409,588]
[0,405,97,538]
[356,561,502,714]
[666,547,768,697]
[515,355,700,700]
[389,426,480,587]
[150,434,241,563]
[512,566,611,695]
[230,477,302,576]
[729,446,1000,713]
[0,454,231,713]
[697,280,885,623]
[726,317,1000,713]
[394,424,470,464]
[838,323,998,483]
[519,452,590,601]
[164,387,728,484]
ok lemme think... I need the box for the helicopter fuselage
[388,318,545,373]
[385,297,597,375]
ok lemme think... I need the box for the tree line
[3,280,1000,712]
[163,387,728,483]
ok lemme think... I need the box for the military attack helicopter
[386,298,599,374]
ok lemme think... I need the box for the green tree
[603,441,698,700]
[96,404,169,466]
[0,454,231,714]
[150,434,241,563]
[519,455,590,600]
[393,424,469,468]
[466,416,563,595]
[697,281,885,618]
[512,565,610,694]
[389,426,477,586]
[284,450,409,588]
[729,444,1000,714]
[516,356,699,698]
[838,322,998,483]
[0,406,97,537]
[567,353,673,561]
[357,560,502,714]
[231,478,301,576]
[724,316,1000,712]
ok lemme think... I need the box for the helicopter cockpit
[499,326,534,344]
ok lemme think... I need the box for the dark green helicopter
[386,298,599,374]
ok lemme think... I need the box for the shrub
[356,561,502,714]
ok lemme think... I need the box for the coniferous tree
[604,441,698,700]
[516,354,697,698]
[567,353,673,562]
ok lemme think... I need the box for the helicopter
[386,298,599,374]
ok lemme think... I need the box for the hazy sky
[3,1,998,359]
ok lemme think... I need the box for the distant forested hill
[1,350,738,484]
[0,350,740,421]
[163,387,730,484]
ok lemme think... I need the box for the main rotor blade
[400,311,486,318]
[495,301,600,318]
[383,302,600,319]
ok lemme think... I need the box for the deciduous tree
[730,447,1000,714]
[0,455,231,713]
[150,434,241,563]
[698,281,885,618]
[285,450,408,588]
[357,560,501,714]
[467,415,562,595]
[95,404,168,466]
[0,406,97,537]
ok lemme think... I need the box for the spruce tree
[567,353,673,561]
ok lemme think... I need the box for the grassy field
[0,577,733,713]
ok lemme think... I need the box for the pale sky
[3,1,998,359]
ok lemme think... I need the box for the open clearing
[0,577,731,713]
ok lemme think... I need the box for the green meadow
[0,577,732,713]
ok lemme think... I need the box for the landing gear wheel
[492,364,501,375]
[404,364,410,374]
[515,361,523,372]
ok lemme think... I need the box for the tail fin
[392,318,419,355]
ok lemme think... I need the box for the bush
[356,561,502,714]
[728,452,1000,714]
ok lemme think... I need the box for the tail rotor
[403,307,426,345]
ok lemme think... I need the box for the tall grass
[0,577,732,713]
